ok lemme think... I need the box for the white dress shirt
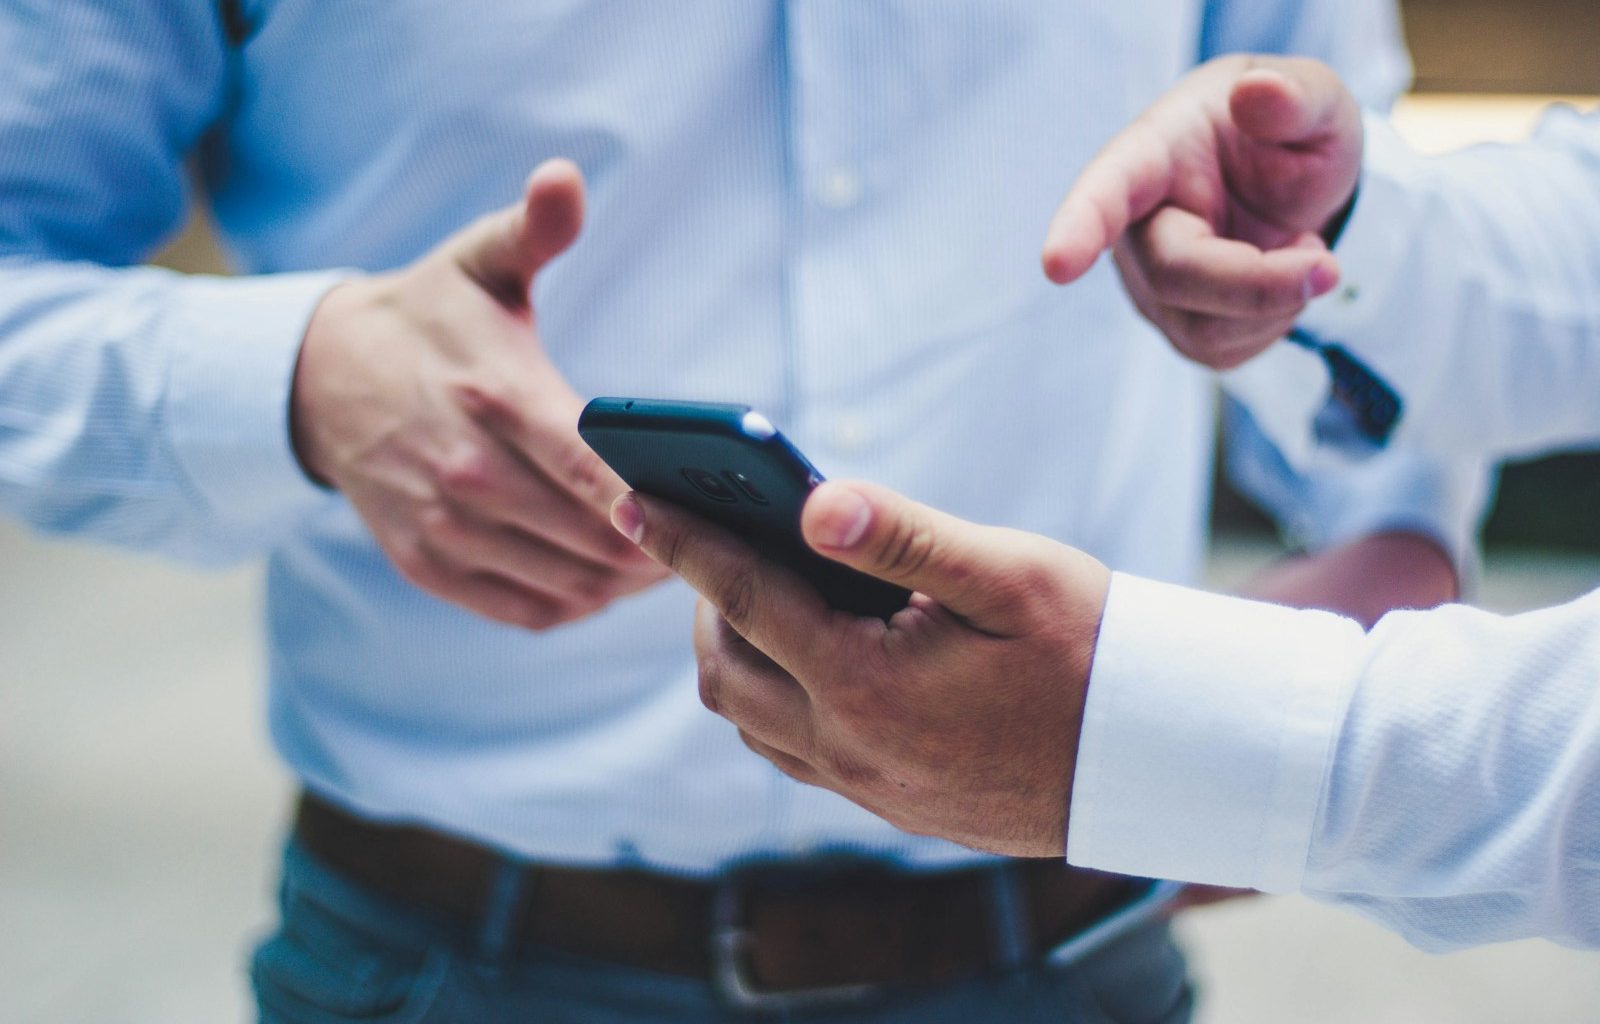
[1071,107,1600,951]
[1074,575,1600,952]
[0,0,1480,875]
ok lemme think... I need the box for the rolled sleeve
[1067,572,1367,892]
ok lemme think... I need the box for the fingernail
[610,495,644,544]
[1307,262,1339,297]
[813,486,873,549]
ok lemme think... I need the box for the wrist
[1059,548,1113,828]
[291,277,373,489]
[1319,181,1360,250]
[1320,109,1366,249]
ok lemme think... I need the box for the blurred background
[3,2,1599,1021]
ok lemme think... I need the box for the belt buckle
[709,867,883,1012]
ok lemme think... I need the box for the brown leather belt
[295,792,1143,1008]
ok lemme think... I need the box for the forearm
[1222,396,1487,624]
[1243,529,1457,628]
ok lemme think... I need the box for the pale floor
[3,521,1599,1024]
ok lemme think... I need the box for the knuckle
[1177,339,1231,371]
[717,569,758,635]
[416,504,463,548]
[987,559,1067,632]
[772,756,815,787]
[824,746,883,792]
[452,380,522,427]
[1187,316,1234,352]
[657,522,689,575]
[567,565,620,609]
[391,541,440,590]
[1144,241,1185,291]
[697,657,726,715]
[557,443,611,501]
[1210,347,1258,372]
[749,737,808,783]
[872,516,938,580]
[436,449,497,498]
[515,601,563,632]
[1003,553,1061,606]
[1169,333,1203,364]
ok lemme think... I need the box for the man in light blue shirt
[0,3,1480,1020]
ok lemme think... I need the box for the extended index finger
[612,492,835,679]
[1042,120,1175,285]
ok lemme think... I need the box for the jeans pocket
[252,887,456,1024]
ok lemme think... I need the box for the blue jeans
[252,842,1195,1024]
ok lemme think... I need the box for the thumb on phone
[801,481,1043,632]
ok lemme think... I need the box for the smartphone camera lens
[682,468,737,502]
[723,471,769,505]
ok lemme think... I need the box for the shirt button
[832,415,871,453]
[817,169,862,209]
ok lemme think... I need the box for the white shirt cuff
[164,270,348,538]
[1067,573,1366,892]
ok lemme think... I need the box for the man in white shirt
[617,55,1600,955]
[1041,55,1600,465]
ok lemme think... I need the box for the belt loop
[477,858,533,966]
[986,862,1032,973]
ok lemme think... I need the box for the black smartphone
[578,397,911,619]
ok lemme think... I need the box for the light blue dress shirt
[0,0,1480,873]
